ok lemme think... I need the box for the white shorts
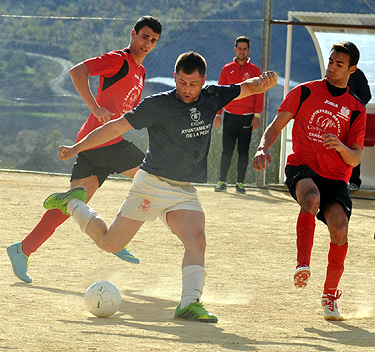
[119,170,203,227]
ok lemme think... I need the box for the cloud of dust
[343,304,372,319]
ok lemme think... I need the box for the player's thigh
[222,114,238,151]
[237,116,253,154]
[166,209,206,248]
[324,203,348,245]
[106,212,144,248]
[71,175,99,202]
[295,178,320,211]
[121,166,140,179]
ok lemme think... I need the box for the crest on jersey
[243,72,250,80]
[123,86,141,112]
[340,106,350,118]
[190,107,201,122]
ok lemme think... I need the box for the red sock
[323,242,348,295]
[21,209,70,256]
[296,212,315,268]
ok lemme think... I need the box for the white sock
[67,199,102,233]
[180,265,205,309]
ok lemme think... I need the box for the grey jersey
[126,84,241,183]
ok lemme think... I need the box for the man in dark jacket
[348,68,372,190]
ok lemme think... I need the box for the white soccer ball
[84,280,122,318]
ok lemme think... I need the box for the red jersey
[76,48,146,149]
[279,79,366,183]
[217,58,264,115]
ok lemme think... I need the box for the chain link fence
[0,0,373,184]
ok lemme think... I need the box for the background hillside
[0,0,373,183]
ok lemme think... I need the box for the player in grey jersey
[43,51,277,323]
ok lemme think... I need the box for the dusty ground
[1,170,375,352]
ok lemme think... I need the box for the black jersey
[126,84,241,182]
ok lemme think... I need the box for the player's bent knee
[330,234,348,246]
[300,191,320,212]
[329,226,348,246]
[182,231,206,253]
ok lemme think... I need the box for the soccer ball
[84,280,121,318]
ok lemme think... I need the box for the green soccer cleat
[43,187,87,215]
[214,181,227,192]
[235,182,246,194]
[174,301,218,323]
[113,245,140,264]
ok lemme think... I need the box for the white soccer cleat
[294,265,310,289]
[321,290,344,320]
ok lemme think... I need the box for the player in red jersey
[214,36,264,194]
[7,16,162,283]
[253,42,366,320]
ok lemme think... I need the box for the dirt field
[2,170,375,352]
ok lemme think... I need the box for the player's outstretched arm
[59,117,133,160]
[253,110,293,172]
[236,71,278,100]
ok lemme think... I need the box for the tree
[2,129,74,173]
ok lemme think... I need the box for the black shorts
[285,164,352,224]
[70,140,145,187]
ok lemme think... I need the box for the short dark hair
[174,51,207,77]
[134,16,162,36]
[235,36,250,49]
[331,41,360,66]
